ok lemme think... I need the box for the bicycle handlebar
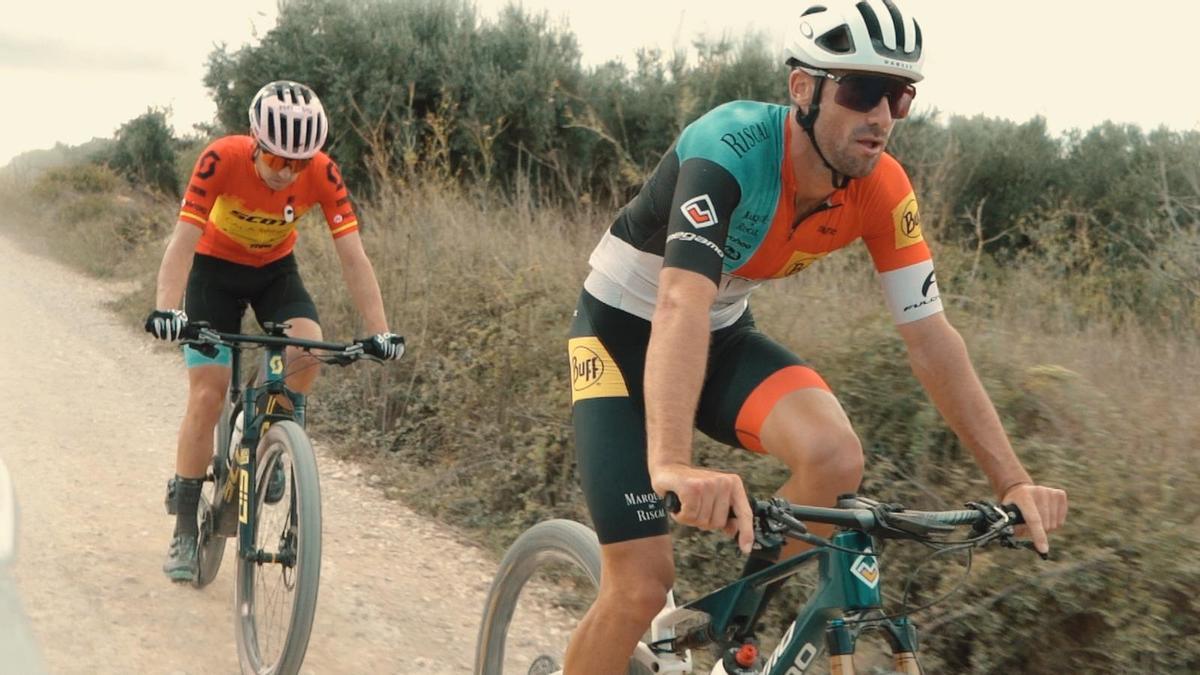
[179,322,402,364]
[663,491,1029,551]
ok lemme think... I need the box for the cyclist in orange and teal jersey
[144,81,403,582]
[564,1,1068,671]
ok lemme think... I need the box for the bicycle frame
[212,341,307,566]
[645,530,921,674]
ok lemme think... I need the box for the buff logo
[892,191,923,249]
[771,250,827,279]
[568,337,628,403]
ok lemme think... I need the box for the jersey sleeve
[859,155,943,324]
[661,158,742,285]
[315,155,359,239]
[178,140,231,230]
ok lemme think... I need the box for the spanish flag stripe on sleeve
[179,211,207,227]
[330,219,358,237]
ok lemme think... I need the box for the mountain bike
[168,321,402,675]
[0,456,46,674]
[474,491,1041,674]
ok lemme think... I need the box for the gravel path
[0,232,574,674]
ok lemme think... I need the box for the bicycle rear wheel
[194,401,240,589]
[234,420,322,675]
[474,519,652,675]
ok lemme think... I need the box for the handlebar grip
[662,491,757,520]
[1001,503,1025,525]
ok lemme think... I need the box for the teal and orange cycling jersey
[178,135,359,267]
[585,100,943,327]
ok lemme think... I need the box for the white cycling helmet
[786,0,924,82]
[247,81,329,159]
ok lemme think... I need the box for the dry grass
[2,166,1197,672]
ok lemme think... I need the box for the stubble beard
[824,124,889,178]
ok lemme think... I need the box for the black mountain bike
[168,321,401,675]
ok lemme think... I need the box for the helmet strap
[795,78,850,190]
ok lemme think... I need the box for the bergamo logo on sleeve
[568,337,629,403]
[681,194,718,229]
[891,191,923,249]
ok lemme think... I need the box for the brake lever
[180,324,222,358]
[323,353,358,367]
[1002,537,1050,561]
[766,504,836,549]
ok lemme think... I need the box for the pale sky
[3,0,1199,167]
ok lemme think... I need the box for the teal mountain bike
[475,492,1040,674]
[169,321,401,675]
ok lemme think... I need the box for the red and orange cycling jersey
[178,135,359,267]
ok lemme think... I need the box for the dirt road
[0,233,566,674]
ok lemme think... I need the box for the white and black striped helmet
[786,0,924,82]
[247,81,329,159]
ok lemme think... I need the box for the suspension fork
[824,616,922,675]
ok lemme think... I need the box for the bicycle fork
[826,616,921,675]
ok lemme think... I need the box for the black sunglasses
[803,67,917,119]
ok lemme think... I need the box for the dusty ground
[0,233,576,674]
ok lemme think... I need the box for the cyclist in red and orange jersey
[563,1,1068,670]
[145,81,402,582]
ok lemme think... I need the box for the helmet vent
[855,2,883,44]
[816,25,854,54]
[882,0,906,48]
[801,5,827,16]
[292,118,304,151]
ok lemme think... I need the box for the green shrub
[107,107,180,197]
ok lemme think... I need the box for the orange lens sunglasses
[257,147,312,172]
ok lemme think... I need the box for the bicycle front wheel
[234,420,322,675]
[474,519,654,675]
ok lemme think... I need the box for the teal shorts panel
[183,344,233,368]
